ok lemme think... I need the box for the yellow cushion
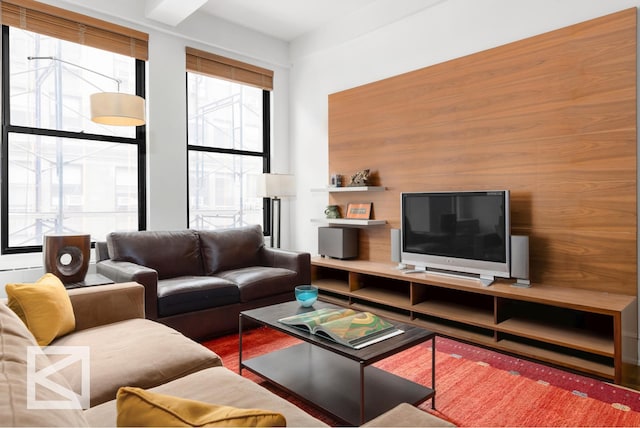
[116,386,287,427]
[5,273,76,346]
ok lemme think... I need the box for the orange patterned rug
[202,327,640,427]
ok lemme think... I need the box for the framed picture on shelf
[346,202,372,219]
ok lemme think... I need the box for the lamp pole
[28,56,122,90]
[256,173,294,249]
[271,196,281,248]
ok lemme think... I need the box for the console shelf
[496,318,613,357]
[414,300,495,329]
[311,257,636,384]
[411,316,495,344]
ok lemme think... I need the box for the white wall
[289,0,640,256]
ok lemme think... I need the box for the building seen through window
[2,27,144,252]
[187,73,269,231]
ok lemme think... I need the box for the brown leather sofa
[95,225,310,340]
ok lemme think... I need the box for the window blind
[186,47,273,91]
[1,0,148,60]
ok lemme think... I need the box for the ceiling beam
[145,0,208,26]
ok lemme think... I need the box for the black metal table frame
[238,302,436,425]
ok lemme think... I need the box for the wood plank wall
[327,8,637,295]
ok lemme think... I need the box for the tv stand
[479,275,495,287]
[401,268,425,274]
[310,257,637,385]
[403,267,495,286]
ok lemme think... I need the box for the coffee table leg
[432,336,436,409]
[360,361,365,425]
[239,314,244,375]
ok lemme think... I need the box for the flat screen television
[401,190,510,285]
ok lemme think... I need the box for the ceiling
[146,0,380,41]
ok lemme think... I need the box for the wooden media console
[311,257,637,385]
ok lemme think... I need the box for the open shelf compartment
[412,312,495,343]
[318,290,350,306]
[350,299,413,324]
[412,284,495,329]
[495,333,615,380]
[350,273,411,309]
[496,298,614,356]
[311,265,350,295]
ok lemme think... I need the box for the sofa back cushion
[200,225,265,275]
[107,230,204,279]
[0,303,89,426]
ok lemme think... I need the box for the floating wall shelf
[311,186,386,193]
[311,218,387,226]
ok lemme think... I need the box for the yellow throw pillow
[116,386,287,427]
[5,273,76,346]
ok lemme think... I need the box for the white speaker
[510,235,531,287]
[390,229,406,269]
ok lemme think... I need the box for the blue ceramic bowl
[295,285,318,307]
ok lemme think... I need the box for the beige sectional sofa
[1,282,326,426]
[1,281,453,427]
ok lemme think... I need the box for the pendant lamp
[90,92,146,126]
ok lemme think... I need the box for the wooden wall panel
[328,8,637,295]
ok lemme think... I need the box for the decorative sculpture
[348,169,370,186]
[43,234,90,283]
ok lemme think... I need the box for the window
[186,48,272,232]
[1,2,147,253]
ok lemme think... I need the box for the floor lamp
[257,174,295,248]
[28,56,145,126]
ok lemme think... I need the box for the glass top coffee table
[239,300,436,425]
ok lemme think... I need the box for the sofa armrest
[67,282,144,332]
[94,241,110,262]
[96,260,159,320]
[260,247,311,284]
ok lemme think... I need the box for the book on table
[278,308,403,349]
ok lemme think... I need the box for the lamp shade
[256,174,295,198]
[90,92,145,126]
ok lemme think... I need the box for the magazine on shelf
[278,308,403,349]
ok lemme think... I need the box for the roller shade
[1,0,148,60]
[186,46,273,91]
